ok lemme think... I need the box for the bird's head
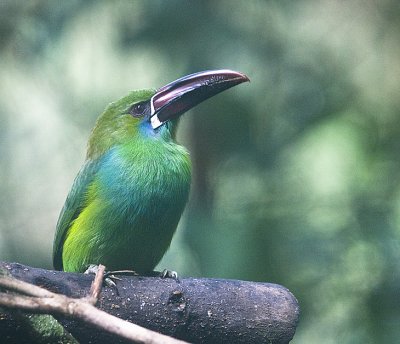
[87,70,249,158]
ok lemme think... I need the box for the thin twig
[0,275,54,298]
[86,264,105,304]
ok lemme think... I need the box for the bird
[53,69,249,274]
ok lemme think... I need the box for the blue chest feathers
[97,142,191,229]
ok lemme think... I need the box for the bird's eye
[129,101,150,118]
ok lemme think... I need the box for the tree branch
[0,264,188,344]
[0,262,300,343]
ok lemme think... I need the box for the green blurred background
[1,1,399,343]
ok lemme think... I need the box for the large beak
[150,69,249,129]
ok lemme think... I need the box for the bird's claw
[84,264,101,275]
[104,276,118,288]
[160,269,179,280]
[104,270,139,278]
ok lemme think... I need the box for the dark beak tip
[237,72,250,83]
[222,70,250,87]
[151,69,250,128]
[219,69,250,83]
[238,74,250,86]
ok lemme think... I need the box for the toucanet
[52,70,249,273]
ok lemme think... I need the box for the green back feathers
[53,159,100,270]
[87,89,156,159]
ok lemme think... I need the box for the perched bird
[53,69,249,274]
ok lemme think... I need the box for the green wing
[52,159,100,270]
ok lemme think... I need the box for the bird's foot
[84,264,117,288]
[104,269,139,288]
[84,265,138,289]
[160,269,179,280]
